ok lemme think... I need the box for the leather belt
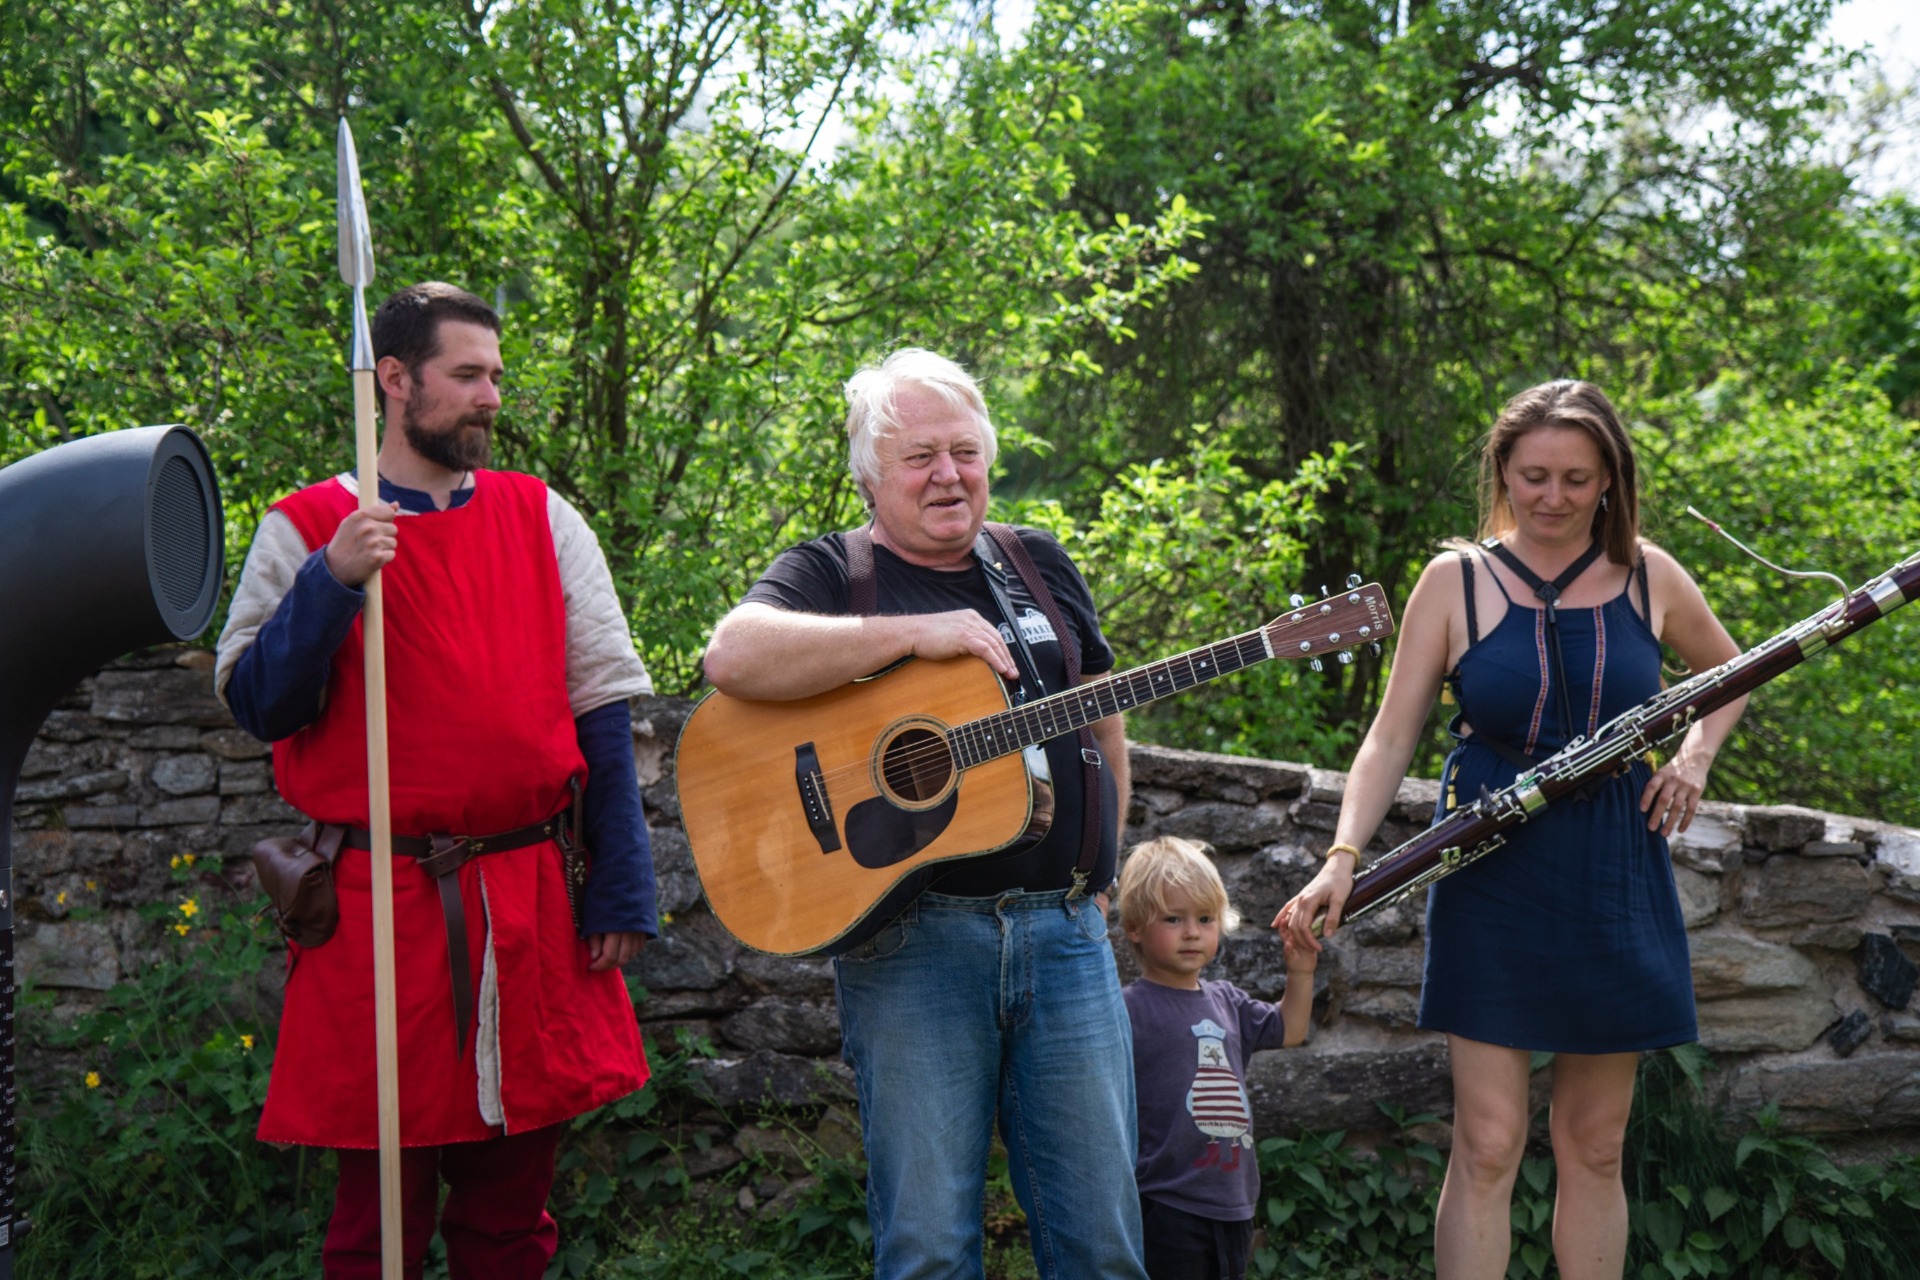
[342,809,572,1056]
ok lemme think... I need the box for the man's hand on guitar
[909,609,1020,682]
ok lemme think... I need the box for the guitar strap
[981,523,1105,898]
[840,522,1105,898]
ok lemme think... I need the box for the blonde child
[1117,836,1318,1280]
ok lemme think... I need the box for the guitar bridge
[794,742,841,854]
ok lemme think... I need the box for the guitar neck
[948,629,1274,768]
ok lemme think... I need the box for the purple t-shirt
[1123,978,1287,1222]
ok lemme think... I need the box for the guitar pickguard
[843,790,961,869]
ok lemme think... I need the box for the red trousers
[322,1125,563,1279]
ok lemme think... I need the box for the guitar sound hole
[881,727,955,803]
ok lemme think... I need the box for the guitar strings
[800,612,1353,793]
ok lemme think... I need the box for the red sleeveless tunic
[259,472,647,1147]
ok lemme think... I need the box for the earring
[1599,492,1609,512]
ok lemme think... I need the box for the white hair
[844,347,997,506]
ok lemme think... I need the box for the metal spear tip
[337,118,375,288]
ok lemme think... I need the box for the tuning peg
[1336,650,1354,665]
[1288,593,1306,608]
[1346,573,1362,588]
[1309,658,1324,673]
[1319,584,1330,598]
[1370,642,1383,658]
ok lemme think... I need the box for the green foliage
[1252,1116,1443,1278]
[1006,432,1364,762]
[17,869,331,1278]
[1625,1048,1920,1279]
[1635,368,1920,824]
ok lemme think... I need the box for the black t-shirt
[741,526,1120,896]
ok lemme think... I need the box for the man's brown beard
[403,410,493,472]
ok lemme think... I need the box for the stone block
[219,761,271,796]
[719,998,842,1056]
[64,804,139,830]
[1737,855,1874,927]
[89,668,233,728]
[139,796,222,826]
[1133,787,1186,817]
[631,912,737,992]
[687,1050,854,1110]
[221,793,301,826]
[1792,923,1863,951]
[129,725,203,749]
[734,951,836,1000]
[16,919,120,991]
[1389,777,1442,821]
[1872,830,1920,876]
[1153,801,1289,853]
[1349,944,1425,989]
[13,770,130,803]
[150,754,217,796]
[35,709,108,744]
[1290,800,1341,834]
[1673,865,1721,928]
[1249,1041,1452,1135]
[1342,988,1421,1029]
[1857,934,1918,1011]
[1669,812,1743,873]
[647,827,705,918]
[200,729,272,761]
[1725,1052,1920,1133]
[1690,934,1821,999]
[1746,806,1828,852]
[1696,986,1836,1054]
[1829,1009,1872,1057]
[1127,744,1310,803]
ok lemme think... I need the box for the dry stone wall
[12,655,1920,1148]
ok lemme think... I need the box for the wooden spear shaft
[339,118,404,1280]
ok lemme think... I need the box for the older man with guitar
[702,347,1145,1280]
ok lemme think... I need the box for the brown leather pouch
[251,822,347,948]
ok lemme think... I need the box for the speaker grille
[150,453,213,612]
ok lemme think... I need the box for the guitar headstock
[1263,582,1396,666]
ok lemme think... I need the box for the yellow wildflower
[660,912,674,925]
[241,1034,255,1052]
[56,891,67,906]
[86,879,97,891]
[169,855,181,870]
[182,853,197,866]
[179,898,198,918]
[85,1071,100,1089]
[174,923,190,936]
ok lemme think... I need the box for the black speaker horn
[0,424,225,1272]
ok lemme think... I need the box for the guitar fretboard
[949,629,1272,768]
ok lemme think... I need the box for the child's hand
[1281,924,1319,974]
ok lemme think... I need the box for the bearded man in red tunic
[214,282,654,1278]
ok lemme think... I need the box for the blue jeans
[835,889,1148,1280]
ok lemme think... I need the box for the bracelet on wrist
[1325,842,1362,865]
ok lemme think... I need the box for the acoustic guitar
[677,583,1395,955]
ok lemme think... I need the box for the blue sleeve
[226,550,365,742]
[576,699,658,938]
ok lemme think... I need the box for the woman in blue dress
[1278,381,1746,1280]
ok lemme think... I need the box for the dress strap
[1458,550,1479,646]
[1635,553,1651,622]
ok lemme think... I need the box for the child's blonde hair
[1116,836,1240,938]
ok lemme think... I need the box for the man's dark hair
[370,282,501,412]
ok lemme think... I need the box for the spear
[338,117,404,1280]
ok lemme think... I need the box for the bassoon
[1337,546,1920,926]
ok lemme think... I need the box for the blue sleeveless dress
[1417,553,1697,1053]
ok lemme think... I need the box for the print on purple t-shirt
[1123,977,1288,1222]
